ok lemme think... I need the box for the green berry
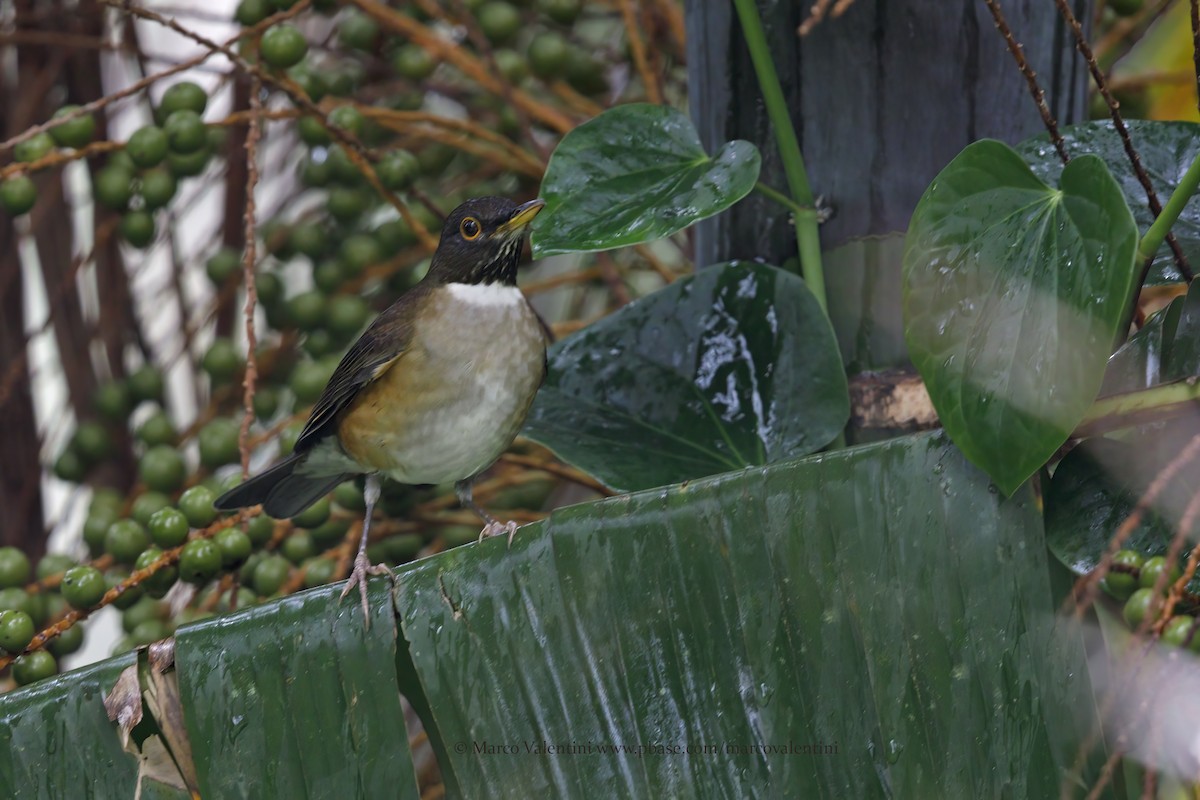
[382,533,422,563]
[478,2,521,44]
[252,554,290,596]
[260,25,308,69]
[538,0,580,24]
[327,294,370,338]
[1123,587,1160,628]
[93,166,135,211]
[493,49,528,83]
[310,516,350,547]
[333,481,365,512]
[327,186,370,222]
[166,146,211,177]
[127,126,169,168]
[290,359,335,404]
[135,547,178,597]
[137,411,177,447]
[1140,556,1182,592]
[72,421,113,464]
[13,132,55,163]
[245,514,276,547]
[161,81,208,116]
[149,507,190,548]
[47,622,84,657]
[1163,615,1196,648]
[278,421,304,456]
[302,328,337,358]
[281,530,315,564]
[106,519,150,564]
[300,152,333,187]
[60,565,107,610]
[84,511,117,556]
[202,338,243,384]
[206,248,242,285]
[338,10,379,51]
[35,554,75,582]
[287,290,328,332]
[391,44,436,80]
[120,210,156,248]
[120,595,162,633]
[128,365,165,403]
[289,223,330,260]
[234,0,270,25]
[528,32,568,79]
[179,486,217,529]
[289,65,328,102]
[164,110,207,154]
[179,539,222,584]
[303,558,336,588]
[376,150,420,192]
[106,571,144,610]
[139,445,187,493]
[93,381,131,421]
[291,496,330,528]
[0,548,30,589]
[198,417,241,469]
[255,271,283,306]
[0,176,37,216]
[297,115,332,147]
[215,528,253,568]
[326,144,363,184]
[1108,0,1144,16]
[12,650,56,685]
[328,106,365,137]
[53,448,88,483]
[565,47,607,95]
[0,609,34,653]
[138,168,178,210]
[131,492,172,526]
[129,620,171,646]
[49,106,96,149]
[312,260,345,295]
[252,385,281,420]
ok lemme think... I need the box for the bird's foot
[339,549,395,629]
[477,519,520,547]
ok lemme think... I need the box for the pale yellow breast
[337,283,546,484]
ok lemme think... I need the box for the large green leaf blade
[522,261,850,492]
[531,104,760,257]
[1018,120,1200,284]
[0,653,138,798]
[397,432,1098,798]
[904,140,1139,494]
[173,583,418,800]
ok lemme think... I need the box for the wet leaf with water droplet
[1017,120,1200,285]
[531,104,761,257]
[523,261,849,491]
[904,140,1138,494]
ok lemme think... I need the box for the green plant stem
[732,0,828,315]
[753,182,808,216]
[1075,378,1200,438]
[1138,150,1200,263]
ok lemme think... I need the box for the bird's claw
[477,519,520,547]
[339,550,394,629]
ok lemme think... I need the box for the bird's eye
[460,217,482,240]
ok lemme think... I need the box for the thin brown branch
[1052,0,1193,281]
[619,0,663,104]
[238,73,263,477]
[982,0,1068,164]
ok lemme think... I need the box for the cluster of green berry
[1102,550,1199,648]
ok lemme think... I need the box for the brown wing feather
[294,284,430,453]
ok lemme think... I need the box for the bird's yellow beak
[497,198,545,236]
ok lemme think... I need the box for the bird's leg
[339,474,395,628]
[455,479,519,546]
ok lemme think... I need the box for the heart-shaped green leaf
[531,104,761,257]
[904,140,1138,494]
[1017,120,1200,285]
[522,261,849,492]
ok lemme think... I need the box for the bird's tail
[214,453,349,520]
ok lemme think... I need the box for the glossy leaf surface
[904,140,1138,494]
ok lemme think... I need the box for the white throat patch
[446,282,525,308]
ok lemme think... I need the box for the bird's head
[425,196,544,286]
